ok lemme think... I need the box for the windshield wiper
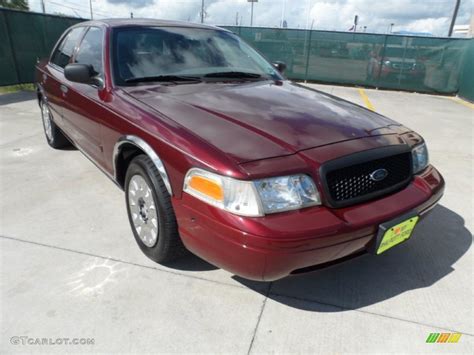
[204,71,262,79]
[125,75,202,84]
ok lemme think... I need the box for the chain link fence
[1,8,473,100]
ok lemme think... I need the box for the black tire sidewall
[124,155,171,262]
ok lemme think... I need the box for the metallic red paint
[174,165,443,280]
[35,19,444,281]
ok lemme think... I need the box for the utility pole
[248,0,258,27]
[40,0,46,13]
[304,18,315,83]
[200,0,204,23]
[281,0,286,28]
[89,0,93,20]
[448,0,461,37]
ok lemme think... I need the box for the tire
[40,98,70,149]
[125,154,186,263]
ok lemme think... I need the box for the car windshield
[112,26,282,85]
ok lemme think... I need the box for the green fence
[226,26,473,97]
[457,40,474,102]
[0,8,83,86]
[1,8,473,100]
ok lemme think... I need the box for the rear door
[44,26,85,130]
[62,26,106,164]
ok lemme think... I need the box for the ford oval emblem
[370,168,388,182]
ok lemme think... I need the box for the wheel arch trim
[113,135,173,195]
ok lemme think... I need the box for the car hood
[123,80,405,163]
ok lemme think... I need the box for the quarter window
[75,27,103,76]
[50,27,85,68]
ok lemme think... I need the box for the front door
[44,26,85,129]
[62,26,106,165]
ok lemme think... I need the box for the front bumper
[173,165,444,281]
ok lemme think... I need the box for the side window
[75,27,103,76]
[50,27,85,68]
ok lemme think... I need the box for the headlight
[412,143,429,174]
[383,60,391,66]
[183,168,321,217]
[254,175,320,214]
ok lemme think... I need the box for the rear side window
[75,27,103,76]
[50,27,85,68]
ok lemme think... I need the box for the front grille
[321,148,412,208]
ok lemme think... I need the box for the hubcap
[128,175,158,247]
[41,102,53,141]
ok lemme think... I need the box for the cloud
[107,0,154,7]
[405,17,451,34]
[306,0,468,35]
[30,0,472,36]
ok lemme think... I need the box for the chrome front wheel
[124,154,186,263]
[39,98,70,149]
[128,174,159,248]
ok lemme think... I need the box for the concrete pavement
[0,85,472,353]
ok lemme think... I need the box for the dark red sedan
[35,19,444,281]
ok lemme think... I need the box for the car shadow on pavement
[164,252,219,272]
[233,204,472,311]
[0,91,36,106]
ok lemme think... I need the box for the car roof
[73,18,227,31]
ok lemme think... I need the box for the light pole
[89,0,93,20]
[248,0,258,27]
[388,23,394,33]
[448,0,461,37]
[200,0,204,23]
[281,0,286,28]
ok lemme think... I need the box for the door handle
[60,84,68,94]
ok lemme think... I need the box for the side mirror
[273,61,287,73]
[64,63,102,87]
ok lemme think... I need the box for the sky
[28,0,473,36]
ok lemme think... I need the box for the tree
[0,0,29,11]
